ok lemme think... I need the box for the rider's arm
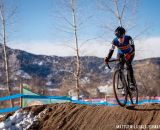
[107,41,115,59]
[129,36,135,54]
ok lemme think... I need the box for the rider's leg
[117,54,126,95]
[117,53,125,69]
[126,54,135,85]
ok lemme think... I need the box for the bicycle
[106,58,138,107]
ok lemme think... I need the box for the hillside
[0,44,159,97]
[0,103,160,130]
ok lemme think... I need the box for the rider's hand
[104,57,109,64]
[125,53,131,61]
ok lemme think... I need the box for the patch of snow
[0,87,7,90]
[0,110,35,130]
[13,77,18,81]
[0,114,5,118]
[15,70,31,80]
[53,60,58,63]
[21,73,31,80]
[104,67,110,73]
[33,61,39,64]
[81,77,90,84]
[98,84,113,96]
[47,74,53,78]
[47,88,60,91]
[38,61,43,66]
[13,87,19,91]
[46,81,52,86]
[15,70,23,76]
[98,64,105,69]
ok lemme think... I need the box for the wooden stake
[20,83,23,108]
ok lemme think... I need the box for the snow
[47,88,60,91]
[104,67,110,73]
[12,87,19,91]
[15,70,23,76]
[98,83,113,96]
[13,77,18,81]
[0,114,5,118]
[0,87,7,90]
[0,110,35,130]
[52,60,58,63]
[0,108,49,130]
[21,73,31,80]
[46,81,52,86]
[38,61,43,66]
[81,77,90,84]
[15,70,31,80]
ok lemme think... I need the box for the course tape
[72,100,117,106]
[0,94,160,113]
[22,95,72,101]
[0,94,23,101]
[0,106,20,114]
[138,99,160,104]
[0,94,71,101]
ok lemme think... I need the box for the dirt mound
[1,103,160,130]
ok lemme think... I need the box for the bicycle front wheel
[113,70,128,107]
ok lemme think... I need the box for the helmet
[115,26,126,38]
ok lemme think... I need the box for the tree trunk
[71,0,80,99]
[1,17,13,108]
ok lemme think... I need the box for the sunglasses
[116,34,124,38]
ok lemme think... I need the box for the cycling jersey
[111,35,134,54]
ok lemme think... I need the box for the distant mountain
[134,57,160,96]
[0,44,159,97]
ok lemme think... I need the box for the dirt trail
[2,103,160,130]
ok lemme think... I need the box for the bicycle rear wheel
[113,70,127,107]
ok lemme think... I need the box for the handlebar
[106,59,119,69]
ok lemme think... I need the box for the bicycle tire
[113,70,128,107]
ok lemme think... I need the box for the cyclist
[105,26,135,94]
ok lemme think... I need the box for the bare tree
[52,0,95,99]
[97,0,141,35]
[0,0,17,107]
[70,0,81,98]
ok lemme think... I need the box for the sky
[3,0,160,59]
